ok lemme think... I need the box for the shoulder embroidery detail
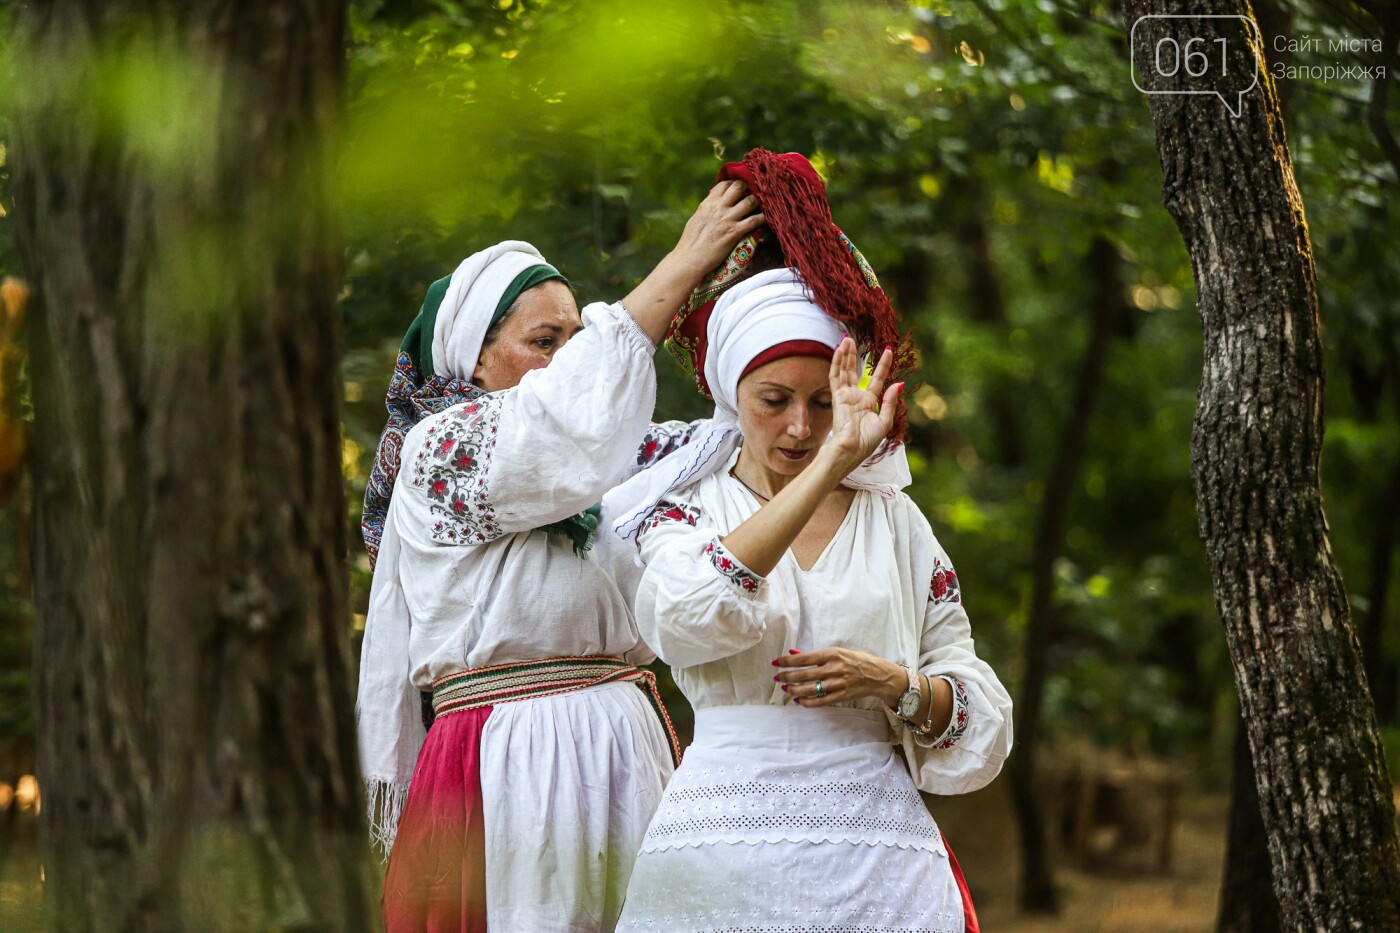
[931,558,961,605]
[636,498,702,549]
[705,537,762,595]
[934,678,971,750]
[636,421,701,468]
[410,398,503,545]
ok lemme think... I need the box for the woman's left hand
[821,338,902,476]
[772,647,906,708]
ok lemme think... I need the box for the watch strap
[889,664,921,720]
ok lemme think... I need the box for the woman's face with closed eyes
[735,355,834,477]
[472,281,581,392]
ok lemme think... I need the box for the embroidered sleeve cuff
[913,675,971,749]
[704,537,765,597]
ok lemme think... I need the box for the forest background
[0,0,1396,929]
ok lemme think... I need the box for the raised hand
[622,181,766,346]
[822,336,902,474]
[670,180,766,279]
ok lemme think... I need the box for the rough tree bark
[1123,3,1400,927]
[11,2,375,930]
[1010,234,1125,913]
[1215,4,1288,926]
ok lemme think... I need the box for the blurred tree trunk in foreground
[10,1,375,930]
[1011,233,1124,914]
[1124,3,1400,928]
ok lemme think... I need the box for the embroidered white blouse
[386,301,700,682]
[630,450,1014,795]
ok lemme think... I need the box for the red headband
[739,339,835,382]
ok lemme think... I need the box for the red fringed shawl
[719,149,917,441]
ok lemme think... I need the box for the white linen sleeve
[899,532,1014,796]
[633,498,771,667]
[397,301,659,544]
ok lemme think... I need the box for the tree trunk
[1010,234,1123,914]
[10,2,376,930]
[1217,716,1282,933]
[960,210,1025,468]
[1123,4,1400,927]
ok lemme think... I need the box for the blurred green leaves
[340,0,731,225]
[0,0,1395,774]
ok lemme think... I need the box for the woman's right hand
[621,181,766,346]
[820,337,902,475]
[669,180,766,279]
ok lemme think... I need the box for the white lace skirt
[617,705,964,933]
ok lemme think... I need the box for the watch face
[898,689,922,719]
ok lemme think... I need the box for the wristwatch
[891,664,923,721]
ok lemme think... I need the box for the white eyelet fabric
[618,705,964,932]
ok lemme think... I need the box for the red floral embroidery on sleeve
[410,398,503,544]
[635,498,702,550]
[931,558,962,605]
[704,538,762,595]
[635,420,701,468]
[932,677,971,750]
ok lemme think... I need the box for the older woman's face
[472,281,582,392]
[735,355,833,477]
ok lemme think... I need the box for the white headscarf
[432,240,553,380]
[603,267,911,543]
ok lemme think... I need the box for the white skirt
[617,704,964,932]
[480,681,676,932]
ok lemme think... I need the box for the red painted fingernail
[771,659,780,666]
[789,649,801,654]
[773,674,781,682]
[781,685,789,692]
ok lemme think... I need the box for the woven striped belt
[430,656,681,765]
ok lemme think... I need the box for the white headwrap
[357,239,556,857]
[432,240,553,379]
[603,267,911,543]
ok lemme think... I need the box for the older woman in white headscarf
[601,267,1014,932]
[357,181,763,932]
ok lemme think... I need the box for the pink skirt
[382,707,493,933]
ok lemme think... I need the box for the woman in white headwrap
[357,180,763,932]
[602,151,1012,932]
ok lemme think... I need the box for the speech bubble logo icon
[1131,14,1262,118]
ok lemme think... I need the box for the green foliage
[332,0,1400,768]
[0,0,1395,780]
